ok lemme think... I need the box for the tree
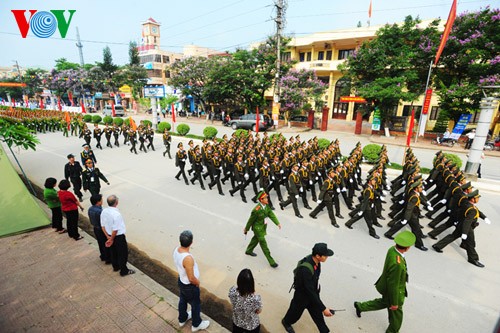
[434,7,500,123]
[97,46,122,102]
[0,119,40,150]
[339,16,441,125]
[54,58,80,71]
[22,68,47,98]
[0,78,23,100]
[99,46,118,75]
[279,69,327,120]
[128,41,140,66]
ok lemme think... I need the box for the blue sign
[450,114,472,140]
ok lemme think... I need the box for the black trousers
[64,209,80,239]
[282,194,301,216]
[434,228,479,261]
[94,227,110,262]
[176,163,189,184]
[232,323,260,333]
[111,234,130,275]
[310,200,336,224]
[50,207,63,231]
[283,292,329,333]
[70,177,83,199]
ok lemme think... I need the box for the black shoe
[384,233,394,240]
[190,180,195,185]
[201,187,206,190]
[416,245,428,251]
[282,319,295,333]
[354,302,362,318]
[175,176,180,181]
[219,192,225,196]
[432,245,443,253]
[373,222,383,228]
[208,184,213,190]
[296,214,303,218]
[229,190,234,197]
[428,223,436,229]
[270,206,275,210]
[370,233,380,239]
[309,214,317,219]
[422,234,428,239]
[271,263,279,268]
[345,222,353,229]
[468,259,485,268]
[304,205,312,210]
[185,181,189,186]
[336,214,344,219]
[279,202,284,210]
[428,233,437,240]
[331,222,340,228]
[377,216,386,221]
[242,198,247,203]
[425,213,433,219]
[245,252,257,257]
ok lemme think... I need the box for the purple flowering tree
[435,7,500,123]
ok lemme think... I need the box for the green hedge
[103,115,113,125]
[124,118,130,126]
[157,121,171,133]
[269,133,283,142]
[83,115,92,122]
[203,126,218,139]
[113,117,124,126]
[92,115,102,124]
[177,123,190,136]
[234,129,249,138]
[362,144,382,164]
[142,119,152,127]
[317,138,330,150]
[443,153,463,169]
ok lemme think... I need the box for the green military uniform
[355,231,416,333]
[244,194,281,267]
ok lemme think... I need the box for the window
[429,106,440,120]
[154,54,162,63]
[139,55,154,64]
[165,70,171,78]
[338,49,355,60]
[299,52,305,62]
[154,37,157,44]
[317,51,324,61]
[306,52,312,61]
[318,76,330,85]
[162,55,170,63]
[402,105,422,119]
[326,50,332,60]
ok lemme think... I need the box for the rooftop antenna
[76,27,85,66]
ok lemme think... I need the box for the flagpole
[414,60,433,143]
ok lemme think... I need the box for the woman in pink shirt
[58,179,84,240]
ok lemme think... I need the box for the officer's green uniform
[355,231,416,333]
[244,197,281,266]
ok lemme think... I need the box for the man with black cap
[80,143,97,165]
[244,191,281,268]
[354,230,416,333]
[282,243,334,333]
[64,154,83,202]
[432,189,489,267]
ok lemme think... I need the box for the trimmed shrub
[317,138,331,150]
[142,119,152,127]
[157,121,171,133]
[234,129,249,138]
[103,115,113,125]
[113,117,124,126]
[177,123,190,136]
[92,115,102,124]
[269,133,283,142]
[83,114,92,122]
[203,126,218,139]
[443,153,463,169]
[362,144,382,164]
[124,117,130,126]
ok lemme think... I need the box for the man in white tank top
[173,230,210,332]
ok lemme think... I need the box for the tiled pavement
[0,227,228,333]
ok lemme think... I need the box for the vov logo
[11,10,76,38]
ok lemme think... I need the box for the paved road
[6,129,500,333]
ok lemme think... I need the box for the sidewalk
[0,203,228,333]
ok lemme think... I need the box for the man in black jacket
[64,154,83,202]
[282,243,334,333]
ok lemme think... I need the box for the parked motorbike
[431,136,456,147]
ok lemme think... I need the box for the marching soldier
[104,124,114,148]
[146,124,155,151]
[113,123,120,147]
[229,154,249,203]
[82,159,110,197]
[162,129,172,158]
[208,150,224,196]
[128,128,138,154]
[189,145,205,190]
[80,124,92,146]
[280,164,303,218]
[138,127,148,153]
[345,177,381,239]
[93,123,103,150]
[175,142,189,185]
[80,144,97,165]
[309,168,339,227]
[298,160,313,210]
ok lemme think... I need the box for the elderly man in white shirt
[101,195,135,276]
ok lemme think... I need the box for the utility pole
[273,0,286,104]
[76,27,85,67]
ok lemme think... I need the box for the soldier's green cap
[460,181,472,190]
[435,150,443,155]
[413,174,422,181]
[188,140,193,144]
[177,142,183,148]
[257,191,268,202]
[467,189,481,199]
[394,231,416,247]
[328,168,335,174]
[410,180,422,189]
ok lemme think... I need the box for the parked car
[228,113,273,131]
[103,104,125,117]
[289,115,308,122]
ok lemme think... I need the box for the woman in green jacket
[43,177,65,233]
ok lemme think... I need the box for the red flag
[255,106,260,134]
[81,99,86,114]
[57,98,62,111]
[39,98,44,109]
[111,100,116,117]
[64,111,71,130]
[368,0,372,18]
[406,108,415,147]
[434,0,457,66]
[129,117,137,131]
[68,91,74,106]
[171,103,176,123]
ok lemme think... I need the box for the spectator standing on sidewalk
[465,129,476,149]
[43,177,65,233]
[101,195,135,276]
[173,230,210,332]
[88,194,110,264]
[57,179,84,240]
[229,268,262,333]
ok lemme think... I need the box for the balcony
[294,59,346,71]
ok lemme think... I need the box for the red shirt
[58,190,78,212]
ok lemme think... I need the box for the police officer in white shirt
[101,195,135,276]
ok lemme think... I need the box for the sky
[0,0,498,70]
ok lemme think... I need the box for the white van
[102,104,125,117]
